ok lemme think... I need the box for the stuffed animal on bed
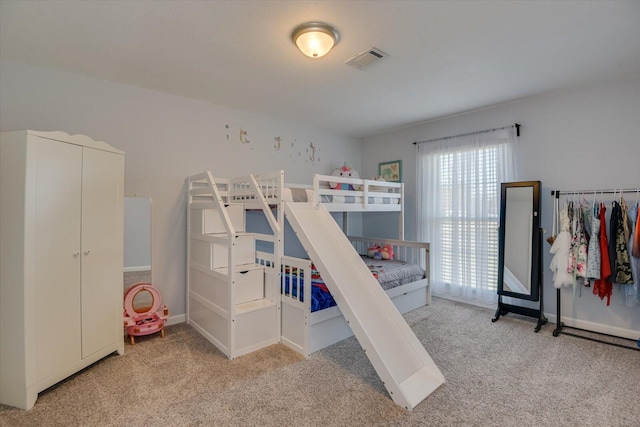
[329,164,361,190]
[367,244,394,260]
[367,245,381,258]
[380,245,395,260]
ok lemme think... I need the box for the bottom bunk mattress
[282,257,425,312]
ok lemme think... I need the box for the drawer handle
[239,271,249,274]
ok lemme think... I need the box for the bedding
[282,257,425,312]
[282,269,336,312]
[360,256,425,291]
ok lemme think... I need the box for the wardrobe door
[34,138,83,381]
[80,147,124,358]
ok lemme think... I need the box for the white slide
[284,202,444,410]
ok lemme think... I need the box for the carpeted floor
[1,297,639,426]
[123,270,152,289]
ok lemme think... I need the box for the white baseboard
[123,266,151,273]
[166,314,186,326]
[433,293,497,311]
[434,294,638,341]
[544,313,639,340]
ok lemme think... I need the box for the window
[417,127,516,304]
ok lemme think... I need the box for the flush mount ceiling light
[292,22,340,58]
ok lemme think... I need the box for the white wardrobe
[0,130,125,410]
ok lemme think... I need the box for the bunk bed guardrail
[313,174,403,211]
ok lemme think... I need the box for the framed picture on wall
[378,160,402,182]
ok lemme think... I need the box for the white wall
[3,57,637,337]
[124,196,151,270]
[0,59,362,319]
[362,73,640,338]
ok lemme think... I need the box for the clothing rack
[550,188,640,351]
[551,189,639,197]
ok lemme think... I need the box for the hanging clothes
[568,202,588,284]
[593,203,612,305]
[632,203,640,303]
[632,201,640,258]
[576,204,588,282]
[547,196,558,246]
[581,202,593,241]
[550,203,574,288]
[585,203,601,282]
[613,198,634,284]
[567,201,577,277]
[621,197,631,243]
[621,203,639,306]
[608,201,618,283]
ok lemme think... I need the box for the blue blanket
[283,275,337,312]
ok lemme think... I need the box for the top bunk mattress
[281,186,400,206]
[320,194,399,205]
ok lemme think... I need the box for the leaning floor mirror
[492,181,547,332]
[124,196,152,290]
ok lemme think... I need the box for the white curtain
[417,127,517,304]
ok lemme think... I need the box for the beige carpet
[123,270,152,289]
[1,297,639,426]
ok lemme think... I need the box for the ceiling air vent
[345,47,388,70]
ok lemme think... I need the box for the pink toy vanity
[123,283,168,345]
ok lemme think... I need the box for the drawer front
[235,268,264,304]
[190,205,245,236]
[212,234,254,268]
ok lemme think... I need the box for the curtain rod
[413,123,520,145]
[552,188,640,198]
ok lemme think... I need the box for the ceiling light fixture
[291,22,340,59]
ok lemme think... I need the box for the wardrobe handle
[73,252,80,258]
[84,250,91,255]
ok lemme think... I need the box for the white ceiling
[1,1,639,138]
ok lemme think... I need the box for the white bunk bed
[186,170,430,358]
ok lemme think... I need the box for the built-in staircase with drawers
[186,172,280,359]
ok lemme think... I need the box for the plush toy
[367,244,394,260]
[329,164,361,190]
[367,245,381,258]
[380,244,395,260]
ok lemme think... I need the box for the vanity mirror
[123,282,168,345]
[132,286,154,313]
[492,181,547,332]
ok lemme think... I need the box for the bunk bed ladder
[187,172,278,359]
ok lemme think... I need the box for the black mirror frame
[493,180,547,332]
[497,181,541,301]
